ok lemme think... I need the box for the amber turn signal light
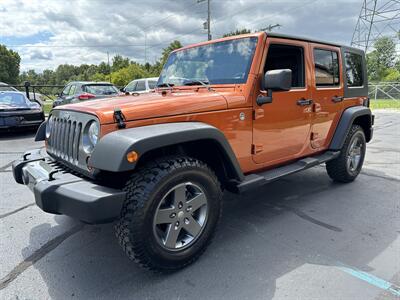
[126,151,138,163]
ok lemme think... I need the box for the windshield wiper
[182,79,214,91]
[156,83,175,88]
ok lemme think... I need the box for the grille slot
[48,117,83,165]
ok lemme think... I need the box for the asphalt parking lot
[0,111,399,300]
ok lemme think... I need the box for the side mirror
[257,69,292,105]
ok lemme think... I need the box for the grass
[43,101,53,115]
[370,99,400,110]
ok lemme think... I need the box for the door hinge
[251,144,263,154]
[253,108,264,120]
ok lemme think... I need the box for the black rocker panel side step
[235,151,340,193]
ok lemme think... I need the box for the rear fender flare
[329,106,372,150]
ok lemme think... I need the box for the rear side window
[314,49,340,87]
[148,80,157,89]
[345,52,363,87]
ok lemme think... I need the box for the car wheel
[326,124,366,183]
[115,156,222,272]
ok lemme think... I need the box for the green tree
[0,44,21,84]
[367,36,397,81]
[223,28,251,37]
[111,63,149,87]
[98,62,110,75]
[112,55,130,72]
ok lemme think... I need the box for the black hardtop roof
[266,32,365,54]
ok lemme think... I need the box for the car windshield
[0,92,28,107]
[158,37,258,87]
[0,85,18,92]
[83,84,119,95]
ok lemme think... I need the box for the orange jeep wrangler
[13,32,373,272]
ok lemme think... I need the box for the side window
[314,49,340,87]
[148,80,157,89]
[125,81,137,92]
[345,52,363,87]
[69,85,77,96]
[264,44,305,88]
[136,80,146,91]
[61,85,70,96]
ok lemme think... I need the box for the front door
[309,44,344,149]
[252,39,313,165]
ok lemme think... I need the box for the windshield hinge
[113,108,126,129]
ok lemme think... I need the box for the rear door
[310,44,344,149]
[252,38,313,165]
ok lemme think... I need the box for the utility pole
[352,0,400,52]
[260,24,282,32]
[107,51,111,83]
[144,31,147,65]
[198,0,211,40]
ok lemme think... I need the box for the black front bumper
[12,149,126,224]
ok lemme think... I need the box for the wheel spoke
[173,185,187,207]
[187,192,207,212]
[353,155,361,168]
[164,224,181,248]
[155,207,175,225]
[184,216,202,237]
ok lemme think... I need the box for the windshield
[83,84,119,95]
[158,37,258,87]
[0,92,28,107]
[0,85,18,92]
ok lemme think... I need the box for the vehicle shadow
[21,167,398,299]
[0,129,36,141]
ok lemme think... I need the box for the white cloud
[0,0,371,72]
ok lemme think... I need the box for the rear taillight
[78,93,96,100]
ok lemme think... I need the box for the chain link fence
[368,82,400,100]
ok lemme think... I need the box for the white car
[123,77,159,95]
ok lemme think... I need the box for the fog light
[126,151,138,163]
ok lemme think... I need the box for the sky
[0,0,387,72]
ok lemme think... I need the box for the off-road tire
[326,124,366,183]
[115,156,222,272]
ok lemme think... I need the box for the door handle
[332,96,344,103]
[297,99,313,106]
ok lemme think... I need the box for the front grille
[47,118,82,164]
[46,110,98,174]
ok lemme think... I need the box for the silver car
[53,81,120,107]
[122,77,159,95]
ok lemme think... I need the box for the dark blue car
[0,91,45,130]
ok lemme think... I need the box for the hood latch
[113,108,126,129]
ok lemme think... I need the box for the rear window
[314,49,340,87]
[83,85,119,95]
[345,52,363,87]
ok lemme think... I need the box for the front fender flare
[89,122,244,180]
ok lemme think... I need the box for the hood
[55,90,228,124]
[0,103,30,111]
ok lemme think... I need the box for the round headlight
[88,121,99,146]
[83,121,99,154]
[46,116,53,138]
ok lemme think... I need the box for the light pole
[198,0,211,40]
